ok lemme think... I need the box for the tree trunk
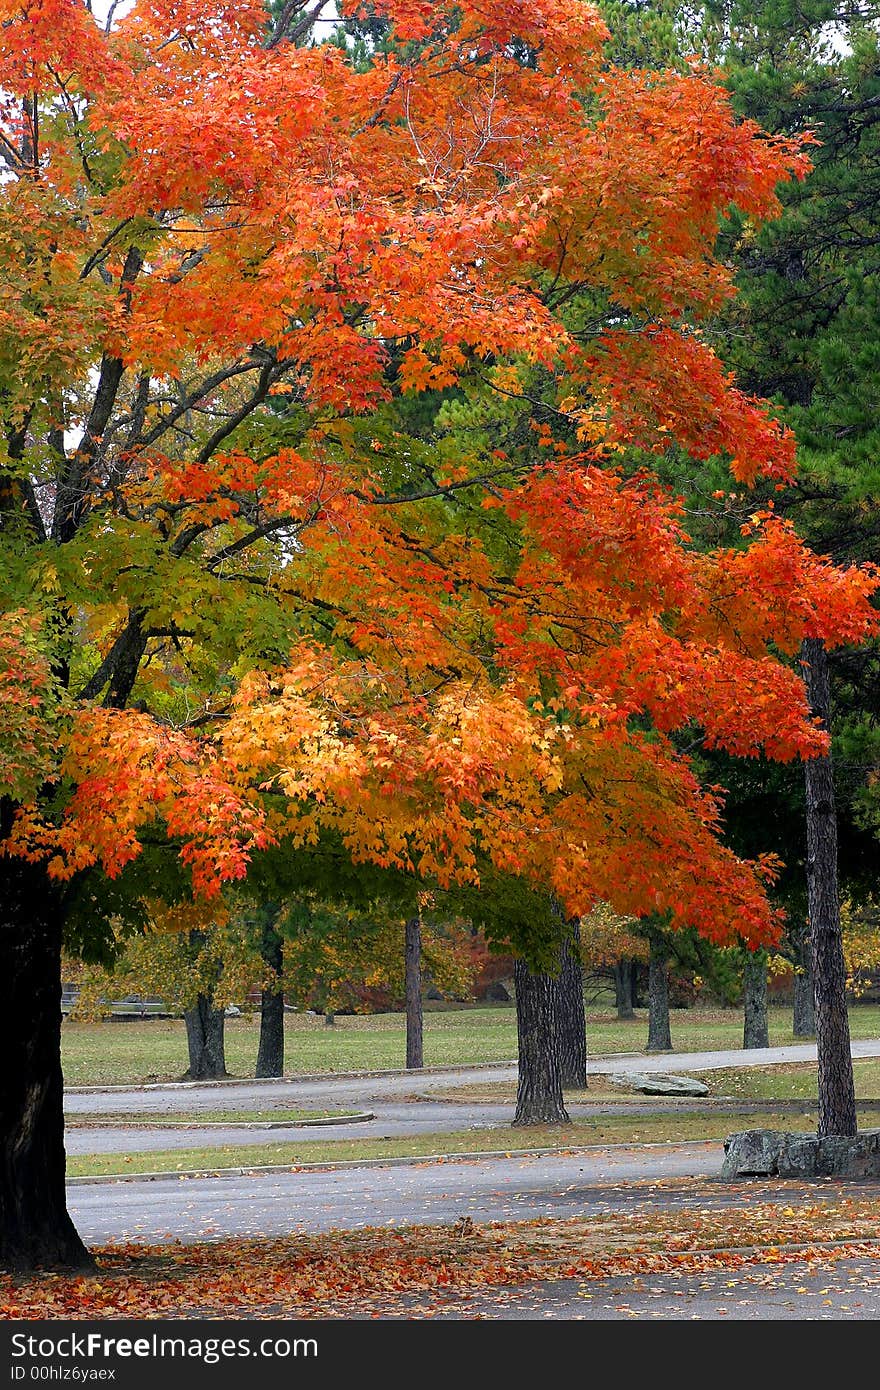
[557,923,587,1088]
[801,638,857,1138]
[646,937,672,1052]
[405,915,423,1070]
[0,846,93,1270]
[742,950,770,1049]
[792,923,816,1038]
[513,958,569,1125]
[631,959,643,1009]
[183,994,228,1080]
[255,903,284,1079]
[614,958,636,1019]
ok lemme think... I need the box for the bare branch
[265,0,332,51]
[79,219,134,282]
[195,356,283,465]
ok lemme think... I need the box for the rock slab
[722,1127,880,1179]
[609,1072,710,1097]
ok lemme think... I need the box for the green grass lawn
[65,1107,361,1127]
[697,1058,880,1101]
[421,1057,880,1106]
[61,1002,880,1087]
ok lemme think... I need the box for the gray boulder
[722,1128,880,1179]
[609,1071,710,1097]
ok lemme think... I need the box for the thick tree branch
[52,246,143,544]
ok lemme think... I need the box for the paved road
[62,1041,880,1156]
[64,1122,880,1321]
[67,1144,727,1242]
[65,1096,846,1156]
[348,1258,880,1320]
[63,1039,880,1116]
[66,1141,880,1243]
[63,1100,620,1154]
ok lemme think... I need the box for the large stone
[609,1072,710,1097]
[722,1128,880,1180]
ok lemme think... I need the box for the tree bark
[557,923,587,1088]
[405,915,423,1070]
[183,994,228,1080]
[791,923,816,1038]
[255,903,284,1079]
[513,958,569,1125]
[801,638,857,1138]
[0,845,93,1270]
[646,936,672,1052]
[613,957,636,1019]
[742,950,770,1049]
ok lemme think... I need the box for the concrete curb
[67,1137,723,1186]
[67,1110,376,1131]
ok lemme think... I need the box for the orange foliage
[2,0,877,957]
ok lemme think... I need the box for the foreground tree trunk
[557,923,587,1088]
[405,915,423,1070]
[646,936,672,1052]
[255,903,284,1079]
[613,957,636,1019]
[184,994,228,1080]
[801,638,857,1138]
[0,846,93,1271]
[742,949,770,1049]
[792,924,816,1038]
[513,958,569,1125]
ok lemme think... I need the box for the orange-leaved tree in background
[0,0,877,1269]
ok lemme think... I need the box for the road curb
[66,1137,724,1186]
[67,1110,376,1131]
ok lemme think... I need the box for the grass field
[65,1107,360,1127]
[422,1057,880,1105]
[60,1002,880,1087]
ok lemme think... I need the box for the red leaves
[10,711,273,895]
[1,1199,877,1317]
[585,328,799,484]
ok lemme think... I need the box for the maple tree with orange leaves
[0,0,877,1271]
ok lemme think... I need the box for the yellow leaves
[489,364,524,397]
[37,563,61,595]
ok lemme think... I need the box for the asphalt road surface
[63,1041,880,1155]
[66,1142,875,1243]
[64,1040,880,1116]
[65,1144,880,1321]
[65,1098,758,1154]
[342,1258,880,1320]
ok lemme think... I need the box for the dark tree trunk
[742,950,770,1049]
[631,960,644,1009]
[792,924,816,1038]
[801,638,857,1138]
[613,957,636,1019]
[646,937,672,1052]
[255,903,284,1079]
[0,846,93,1271]
[183,994,228,1080]
[405,915,423,1070]
[513,958,569,1125]
[557,923,587,1088]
